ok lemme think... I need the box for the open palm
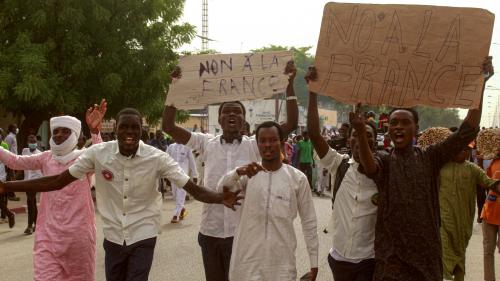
[86,99,107,133]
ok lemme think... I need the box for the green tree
[0,0,195,150]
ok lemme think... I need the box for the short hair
[8,124,16,132]
[389,108,419,124]
[218,101,246,117]
[302,130,309,136]
[116,108,142,124]
[348,121,377,142]
[341,123,349,128]
[255,121,284,142]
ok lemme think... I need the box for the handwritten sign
[165,51,293,109]
[310,3,494,109]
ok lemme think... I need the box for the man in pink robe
[0,100,106,281]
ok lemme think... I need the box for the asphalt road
[0,195,496,281]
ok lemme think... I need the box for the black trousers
[0,194,11,219]
[328,254,375,281]
[299,162,313,188]
[26,192,37,227]
[198,232,233,281]
[103,237,157,281]
[477,185,487,218]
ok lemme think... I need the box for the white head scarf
[49,116,83,164]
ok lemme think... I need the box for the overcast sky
[179,0,500,126]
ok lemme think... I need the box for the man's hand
[483,56,494,81]
[236,162,265,178]
[86,99,107,134]
[310,267,318,281]
[349,103,365,130]
[222,186,244,211]
[304,65,318,85]
[285,60,297,82]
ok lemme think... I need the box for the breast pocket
[270,189,291,219]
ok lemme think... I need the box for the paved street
[0,195,497,281]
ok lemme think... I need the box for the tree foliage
[0,0,195,147]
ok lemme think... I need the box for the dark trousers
[26,192,37,227]
[198,232,233,281]
[0,194,11,219]
[103,237,157,281]
[299,162,313,188]
[328,254,375,281]
[477,185,487,218]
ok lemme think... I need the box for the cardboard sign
[310,3,494,109]
[165,51,293,109]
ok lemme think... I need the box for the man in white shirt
[163,62,299,281]
[0,107,243,281]
[166,142,198,223]
[306,67,379,281]
[22,134,43,235]
[218,121,319,281]
[5,124,18,155]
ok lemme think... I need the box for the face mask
[28,143,37,150]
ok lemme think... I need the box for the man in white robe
[218,121,318,281]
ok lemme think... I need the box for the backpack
[331,158,350,209]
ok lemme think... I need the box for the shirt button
[125,178,129,181]
[123,213,126,216]
[124,196,127,199]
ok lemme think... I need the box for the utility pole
[202,0,208,51]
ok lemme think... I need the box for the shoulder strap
[331,158,350,208]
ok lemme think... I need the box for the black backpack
[331,158,350,208]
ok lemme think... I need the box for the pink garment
[0,136,101,281]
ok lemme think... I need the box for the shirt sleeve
[69,146,97,179]
[426,122,479,170]
[296,173,319,268]
[472,162,499,189]
[187,148,199,178]
[216,169,247,193]
[319,147,348,177]
[90,132,102,144]
[368,152,388,189]
[158,152,190,188]
[186,132,211,155]
[0,146,45,171]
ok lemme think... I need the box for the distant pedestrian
[167,142,198,223]
[22,134,43,235]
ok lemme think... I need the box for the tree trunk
[17,111,50,154]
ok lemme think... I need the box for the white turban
[50,116,81,137]
[49,116,82,163]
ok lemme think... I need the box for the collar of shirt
[219,135,242,144]
[112,140,146,158]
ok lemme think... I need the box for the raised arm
[162,67,192,144]
[463,56,493,129]
[280,61,299,137]
[0,147,45,171]
[0,170,77,193]
[305,66,329,158]
[350,105,378,175]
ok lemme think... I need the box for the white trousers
[172,185,186,217]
